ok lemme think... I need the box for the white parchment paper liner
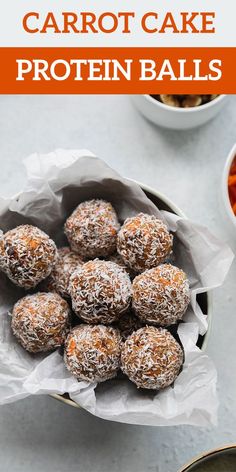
[0,149,234,426]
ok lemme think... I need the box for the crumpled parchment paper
[0,149,234,426]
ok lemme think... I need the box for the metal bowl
[179,445,236,471]
[52,180,212,408]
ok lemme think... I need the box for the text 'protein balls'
[132,264,190,326]
[121,326,183,390]
[0,225,58,289]
[43,247,84,298]
[11,292,71,353]
[117,213,173,273]
[64,324,122,383]
[64,199,120,258]
[69,259,131,324]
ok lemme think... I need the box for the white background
[0,0,235,47]
[0,94,235,471]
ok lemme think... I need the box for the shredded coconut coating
[121,326,183,389]
[69,259,132,324]
[64,324,122,383]
[132,264,190,326]
[64,199,120,259]
[0,225,58,289]
[116,310,143,340]
[11,292,71,353]
[108,253,136,279]
[117,213,173,273]
[42,247,84,298]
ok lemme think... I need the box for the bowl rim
[143,94,227,113]
[137,179,185,217]
[52,179,213,409]
[179,444,236,471]
[222,142,236,227]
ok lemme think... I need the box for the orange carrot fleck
[228,157,236,215]
[68,339,76,355]
[228,175,236,187]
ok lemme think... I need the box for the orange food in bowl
[228,157,236,215]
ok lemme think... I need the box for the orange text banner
[0,47,235,93]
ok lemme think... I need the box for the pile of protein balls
[0,199,191,391]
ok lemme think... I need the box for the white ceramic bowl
[132,94,228,130]
[222,143,236,238]
[52,180,212,408]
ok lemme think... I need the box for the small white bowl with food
[221,143,236,243]
[133,94,228,130]
[222,143,236,226]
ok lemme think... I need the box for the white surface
[0,95,235,471]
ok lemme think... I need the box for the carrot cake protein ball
[69,259,131,324]
[43,247,84,298]
[132,264,190,326]
[117,213,173,273]
[121,326,183,390]
[11,292,71,353]
[64,324,122,383]
[64,199,120,258]
[0,225,58,289]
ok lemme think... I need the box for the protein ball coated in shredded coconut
[132,264,190,326]
[42,247,84,298]
[0,225,58,289]
[121,326,183,390]
[64,324,122,383]
[69,259,131,324]
[11,292,71,353]
[117,213,173,273]
[64,199,120,258]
